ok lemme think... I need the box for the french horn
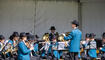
[58,32,70,47]
[42,33,49,42]
[58,32,70,41]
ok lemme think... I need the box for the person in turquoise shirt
[18,32,34,60]
[32,35,39,56]
[8,32,19,48]
[79,33,90,59]
[41,26,58,58]
[49,26,58,54]
[100,32,105,52]
[100,32,105,60]
[6,32,19,58]
[52,38,62,60]
[0,35,6,59]
[62,20,82,60]
[87,33,97,60]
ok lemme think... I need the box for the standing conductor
[62,20,82,60]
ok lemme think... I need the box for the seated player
[100,32,105,52]
[0,35,5,59]
[79,33,90,59]
[86,33,97,60]
[32,35,39,56]
[52,38,61,60]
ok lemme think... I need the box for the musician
[26,33,39,57]
[99,32,105,60]
[52,37,62,60]
[83,33,90,56]
[49,26,58,41]
[48,26,59,54]
[81,33,90,51]
[62,20,82,60]
[8,32,19,49]
[0,35,5,59]
[32,35,39,56]
[0,35,5,51]
[18,32,34,60]
[87,33,97,60]
[79,33,90,59]
[100,32,105,52]
[41,33,51,58]
[4,32,19,58]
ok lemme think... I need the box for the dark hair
[85,33,90,38]
[20,32,27,39]
[12,32,19,35]
[9,32,19,40]
[12,32,19,37]
[35,35,39,39]
[27,35,32,41]
[102,32,105,39]
[71,20,79,27]
[26,33,32,41]
[49,26,56,30]
[31,35,35,40]
[9,35,13,40]
[0,35,5,40]
[89,33,96,39]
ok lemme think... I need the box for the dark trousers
[69,52,78,60]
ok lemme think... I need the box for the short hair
[0,35,5,40]
[89,33,96,39]
[20,32,27,39]
[71,20,79,27]
[102,32,105,39]
[85,33,90,38]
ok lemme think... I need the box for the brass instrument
[2,40,18,55]
[2,43,13,55]
[58,34,64,41]
[58,32,70,47]
[80,41,86,55]
[58,32,70,41]
[42,33,49,42]
[0,40,11,55]
[40,33,50,51]
[0,44,6,52]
